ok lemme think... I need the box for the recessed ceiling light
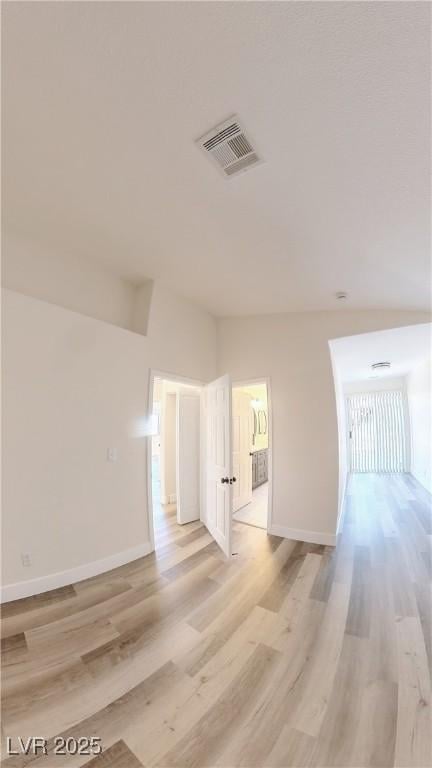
[335,291,348,300]
[371,361,391,370]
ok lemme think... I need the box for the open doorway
[149,374,202,549]
[149,370,234,558]
[148,371,271,557]
[232,381,270,530]
[330,323,431,538]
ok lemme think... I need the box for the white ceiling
[330,323,431,383]
[3,2,430,316]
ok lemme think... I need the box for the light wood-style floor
[233,481,268,530]
[1,473,431,767]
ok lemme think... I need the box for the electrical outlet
[21,553,31,567]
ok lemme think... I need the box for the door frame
[147,369,204,552]
[232,377,273,534]
[176,385,201,525]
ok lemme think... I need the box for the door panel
[205,374,232,558]
[232,390,253,512]
[176,389,200,525]
[232,411,241,510]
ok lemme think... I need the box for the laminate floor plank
[292,580,352,738]
[2,623,199,744]
[1,634,27,655]
[413,580,432,675]
[1,473,430,768]
[125,606,283,766]
[308,633,370,767]
[2,656,93,723]
[345,545,372,638]
[83,740,143,768]
[352,678,398,768]
[1,586,76,619]
[213,595,326,767]
[394,615,431,768]
[2,662,187,768]
[155,643,281,768]
[265,727,317,768]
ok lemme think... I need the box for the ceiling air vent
[371,362,391,370]
[196,116,262,178]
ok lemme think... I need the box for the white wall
[146,282,217,382]
[2,230,141,332]
[344,376,407,393]
[2,283,217,599]
[132,280,154,336]
[160,391,177,503]
[2,289,150,597]
[407,357,432,492]
[217,311,430,544]
[329,356,347,532]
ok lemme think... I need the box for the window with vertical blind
[346,390,408,473]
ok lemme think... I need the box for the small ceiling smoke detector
[371,361,391,370]
[196,116,262,178]
[335,291,348,300]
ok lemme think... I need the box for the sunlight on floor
[233,482,268,530]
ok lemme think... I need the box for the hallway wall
[1,284,217,600]
[329,357,347,531]
[2,230,143,333]
[408,356,432,492]
[217,311,430,544]
[147,282,217,383]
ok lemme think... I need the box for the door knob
[249,452,254,456]
[221,477,230,484]
[230,477,237,484]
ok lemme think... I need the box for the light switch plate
[107,448,117,462]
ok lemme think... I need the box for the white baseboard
[410,470,432,495]
[269,524,336,547]
[0,541,153,603]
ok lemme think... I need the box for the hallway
[1,474,430,767]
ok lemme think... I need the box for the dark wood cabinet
[252,448,268,489]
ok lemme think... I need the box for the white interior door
[176,388,201,524]
[232,390,253,512]
[205,374,232,558]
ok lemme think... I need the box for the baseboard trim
[269,524,336,547]
[0,541,153,603]
[409,471,432,495]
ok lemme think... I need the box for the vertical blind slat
[347,390,407,473]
